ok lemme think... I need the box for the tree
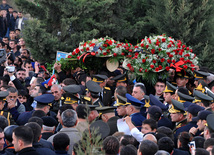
[14,0,150,63]
[145,0,214,70]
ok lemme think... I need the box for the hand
[124,116,132,124]
[7,98,16,109]
[54,62,62,73]
[34,61,39,73]
[189,127,198,135]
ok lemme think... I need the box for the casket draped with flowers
[61,34,198,84]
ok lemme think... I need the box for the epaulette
[104,87,111,90]
[83,96,91,101]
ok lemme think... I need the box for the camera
[6,66,15,73]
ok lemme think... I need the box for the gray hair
[134,82,146,94]
[155,150,170,155]
[61,109,77,127]
[51,84,62,91]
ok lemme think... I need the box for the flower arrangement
[124,34,198,84]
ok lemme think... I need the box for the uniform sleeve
[130,127,144,143]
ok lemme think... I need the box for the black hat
[86,80,102,94]
[126,93,144,107]
[148,105,162,116]
[90,120,110,139]
[186,104,204,116]
[177,91,194,103]
[111,74,127,83]
[149,94,167,110]
[0,91,9,100]
[41,116,57,127]
[175,70,190,79]
[206,114,214,131]
[63,93,79,105]
[107,116,119,135]
[195,110,212,121]
[163,81,177,94]
[194,70,210,80]
[193,90,213,107]
[92,74,108,83]
[63,84,81,94]
[195,80,207,93]
[4,125,18,143]
[34,94,54,106]
[169,99,185,113]
[95,106,116,114]
[114,95,128,107]
[87,105,99,111]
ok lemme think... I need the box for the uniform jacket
[130,112,146,131]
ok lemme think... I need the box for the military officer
[111,74,128,87]
[125,93,145,131]
[92,74,112,106]
[193,89,213,109]
[86,80,103,107]
[114,94,128,118]
[194,70,210,87]
[0,91,15,125]
[163,81,177,109]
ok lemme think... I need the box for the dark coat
[131,112,146,131]
[17,147,39,155]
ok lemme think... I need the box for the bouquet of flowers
[124,34,198,84]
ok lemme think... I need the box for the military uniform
[92,74,112,106]
[193,89,213,108]
[126,93,145,131]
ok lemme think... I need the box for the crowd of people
[1,0,214,155]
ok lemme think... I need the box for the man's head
[25,122,42,143]
[61,109,77,127]
[9,40,16,49]
[18,38,25,46]
[157,137,174,154]
[30,85,44,98]
[57,104,73,125]
[2,37,9,44]
[197,110,212,131]
[20,49,30,58]
[16,68,26,82]
[141,119,157,134]
[154,81,166,96]
[53,133,70,151]
[0,128,4,151]
[138,140,158,155]
[132,83,146,101]
[17,11,23,18]
[12,126,33,152]
[6,87,18,104]
[23,60,33,71]
[51,84,63,101]
[102,136,119,155]
[176,76,189,88]
[2,0,7,5]
[9,31,16,40]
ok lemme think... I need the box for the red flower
[107,40,113,45]
[155,67,159,72]
[167,44,172,48]
[156,41,160,46]
[86,47,90,51]
[121,52,125,56]
[161,58,165,62]
[145,69,148,72]
[183,65,188,69]
[166,52,170,55]
[169,54,173,58]
[135,46,138,48]
[159,65,163,70]
[191,64,195,67]
[172,60,176,63]
[67,55,72,58]
[141,43,144,47]
[179,52,183,56]
[76,48,80,53]
[182,45,186,48]
[146,45,149,49]
[91,52,96,56]
[107,49,111,53]
[103,44,108,47]
[90,43,95,47]
[99,47,103,51]
[127,63,131,68]
[139,68,143,72]
[167,59,171,63]
[72,52,76,55]
[159,48,162,52]
[186,47,189,50]
[113,53,117,57]
[150,65,154,68]
[180,57,184,61]
[151,49,155,54]
[184,54,190,57]
[142,59,146,63]
[192,68,195,71]
[135,53,139,56]
[162,38,166,42]
[103,52,107,56]
[77,56,80,60]
[153,60,156,63]
[165,66,170,71]
[129,49,133,52]
[190,49,193,53]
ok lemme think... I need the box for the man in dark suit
[15,11,27,31]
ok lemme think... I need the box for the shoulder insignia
[104,87,111,90]
[84,96,91,101]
